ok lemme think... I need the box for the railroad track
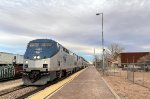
[0,74,71,99]
[0,85,26,96]
[0,84,38,99]
[18,76,70,99]
[0,69,82,99]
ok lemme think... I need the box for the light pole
[94,48,96,67]
[96,12,105,74]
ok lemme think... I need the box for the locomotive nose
[29,70,41,82]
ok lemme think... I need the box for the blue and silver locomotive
[22,39,88,85]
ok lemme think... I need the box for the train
[22,39,89,85]
[0,52,23,80]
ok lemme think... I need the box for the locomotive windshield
[29,43,52,47]
[25,39,60,60]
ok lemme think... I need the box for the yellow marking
[27,68,87,99]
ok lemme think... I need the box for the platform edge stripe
[101,77,121,99]
[27,68,87,99]
[45,68,87,99]
[44,68,87,99]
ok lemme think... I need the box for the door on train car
[14,64,23,77]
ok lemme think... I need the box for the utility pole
[94,48,97,67]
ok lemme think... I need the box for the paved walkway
[49,66,116,99]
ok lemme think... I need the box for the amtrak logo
[35,48,42,54]
[35,51,40,54]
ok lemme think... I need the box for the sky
[0,0,150,62]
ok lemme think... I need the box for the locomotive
[22,39,88,85]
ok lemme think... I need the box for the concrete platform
[49,66,116,99]
[0,79,23,92]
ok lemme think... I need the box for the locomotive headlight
[37,56,40,59]
[33,56,36,59]
[44,60,47,64]
[25,61,28,64]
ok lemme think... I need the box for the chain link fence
[126,63,150,88]
[96,62,150,89]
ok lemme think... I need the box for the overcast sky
[0,0,150,62]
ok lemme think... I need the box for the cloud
[0,0,150,61]
[58,40,102,54]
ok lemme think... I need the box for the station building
[93,52,150,68]
[119,52,149,68]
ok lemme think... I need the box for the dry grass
[134,72,150,88]
[103,69,150,99]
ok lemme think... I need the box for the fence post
[143,64,145,86]
[113,64,115,76]
[133,64,134,83]
[127,64,128,79]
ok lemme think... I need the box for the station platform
[49,66,116,99]
[0,79,22,92]
[29,66,118,99]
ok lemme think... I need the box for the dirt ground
[134,72,150,88]
[103,75,150,99]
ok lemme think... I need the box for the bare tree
[93,55,101,66]
[105,43,124,60]
[94,43,124,68]
[138,53,150,63]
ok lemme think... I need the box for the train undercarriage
[22,67,83,85]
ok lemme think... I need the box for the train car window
[29,43,52,47]
[14,56,16,59]
[40,43,52,47]
[74,62,77,65]
[63,55,67,63]
[29,43,39,47]
[77,56,79,61]
[63,48,69,54]
[70,52,73,55]
[66,49,69,54]
[58,61,60,66]
[57,43,60,48]
[63,48,65,51]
